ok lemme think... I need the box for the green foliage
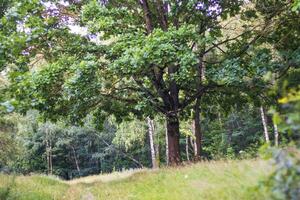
[0,116,20,169]
[113,118,147,150]
[261,83,300,199]
[260,147,300,200]
[1,0,281,126]
[0,111,153,179]
[201,106,264,159]
[292,0,300,12]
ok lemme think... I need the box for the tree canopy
[0,0,299,165]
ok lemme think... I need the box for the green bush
[262,147,300,200]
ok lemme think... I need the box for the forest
[0,0,299,199]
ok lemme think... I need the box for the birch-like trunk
[49,140,53,175]
[46,139,50,175]
[193,99,202,160]
[165,120,169,166]
[155,133,160,167]
[189,136,194,155]
[147,117,158,169]
[191,121,197,157]
[71,146,81,173]
[260,106,270,143]
[186,136,190,161]
[274,123,279,147]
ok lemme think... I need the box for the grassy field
[0,160,272,200]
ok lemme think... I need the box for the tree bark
[49,140,53,175]
[71,146,81,173]
[140,0,153,34]
[260,106,270,144]
[165,120,169,165]
[46,139,50,175]
[192,51,204,161]
[154,129,160,167]
[154,0,168,30]
[166,115,181,165]
[139,0,182,165]
[147,117,158,169]
[186,136,190,161]
[193,98,202,160]
[218,112,227,151]
[189,131,196,156]
[274,123,279,147]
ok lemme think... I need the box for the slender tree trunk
[192,51,204,161]
[46,140,50,175]
[191,120,200,158]
[154,130,160,167]
[218,112,226,143]
[189,133,195,156]
[147,117,158,169]
[260,106,270,144]
[191,121,197,156]
[71,146,81,173]
[193,98,202,160]
[274,123,279,147]
[49,140,53,175]
[166,115,181,165]
[165,121,169,165]
[186,136,190,161]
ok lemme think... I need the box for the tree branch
[139,0,154,34]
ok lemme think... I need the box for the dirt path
[61,168,146,200]
[65,168,146,185]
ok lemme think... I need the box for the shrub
[262,147,300,200]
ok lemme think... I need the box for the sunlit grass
[0,159,272,200]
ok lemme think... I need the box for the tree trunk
[193,51,204,161]
[189,132,195,156]
[218,112,226,146]
[140,0,153,34]
[147,117,158,169]
[46,140,50,175]
[274,123,279,147]
[260,106,270,144]
[165,120,169,165]
[186,136,190,161]
[154,131,160,167]
[166,115,181,165]
[193,98,202,160]
[71,146,81,173]
[49,140,53,175]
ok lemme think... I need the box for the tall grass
[0,175,16,200]
[0,159,272,200]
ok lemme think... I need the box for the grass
[0,159,272,200]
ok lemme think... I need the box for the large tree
[1,0,296,165]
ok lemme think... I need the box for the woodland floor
[0,159,272,200]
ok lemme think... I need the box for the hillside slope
[0,160,271,200]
